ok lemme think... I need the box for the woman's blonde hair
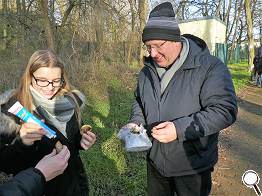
[15,50,82,125]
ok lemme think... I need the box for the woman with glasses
[0,50,96,196]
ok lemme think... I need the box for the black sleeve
[0,167,45,196]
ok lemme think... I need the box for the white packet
[118,124,152,152]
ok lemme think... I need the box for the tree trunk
[260,22,262,45]
[2,0,8,50]
[93,0,104,62]
[127,0,136,65]
[16,0,26,50]
[202,0,208,16]
[215,0,222,17]
[225,0,232,40]
[244,0,255,67]
[16,0,21,13]
[61,0,76,27]
[39,0,55,51]
[229,0,243,60]
[138,0,147,66]
[176,0,186,20]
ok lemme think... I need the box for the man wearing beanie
[122,2,238,196]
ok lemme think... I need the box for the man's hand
[35,146,70,181]
[151,121,177,143]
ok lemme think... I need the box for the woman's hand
[19,122,46,145]
[80,131,96,150]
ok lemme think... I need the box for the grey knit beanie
[142,2,181,42]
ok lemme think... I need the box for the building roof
[178,16,226,26]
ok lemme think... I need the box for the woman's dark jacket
[0,167,45,196]
[130,34,238,177]
[0,90,88,196]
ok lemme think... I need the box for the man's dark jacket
[0,168,45,196]
[130,34,238,177]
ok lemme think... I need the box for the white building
[179,16,226,54]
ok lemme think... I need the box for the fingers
[39,146,69,170]
[152,121,173,134]
[44,149,57,158]
[57,146,70,160]
[151,122,177,143]
[153,122,169,130]
[133,124,140,129]
[55,146,70,170]
[83,132,96,145]
[63,150,70,162]
[50,149,57,156]
[20,123,46,136]
[20,130,45,145]
[80,142,90,150]
[22,122,44,130]
[23,132,45,139]
[61,162,68,172]
[151,133,165,141]
[85,131,96,141]
[20,122,47,145]
[80,140,91,150]
[80,132,96,150]
[35,146,70,181]
[40,144,69,162]
[152,127,166,135]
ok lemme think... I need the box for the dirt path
[211,84,262,195]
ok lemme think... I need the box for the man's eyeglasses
[143,41,167,52]
[32,75,64,87]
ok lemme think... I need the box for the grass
[228,61,250,93]
[79,60,251,196]
[79,63,147,196]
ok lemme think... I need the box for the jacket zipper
[146,64,167,175]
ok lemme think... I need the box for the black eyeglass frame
[32,74,64,88]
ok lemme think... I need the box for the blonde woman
[0,50,96,196]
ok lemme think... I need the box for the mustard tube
[8,101,56,139]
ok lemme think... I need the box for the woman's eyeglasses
[32,75,64,87]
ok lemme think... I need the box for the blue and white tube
[8,101,56,139]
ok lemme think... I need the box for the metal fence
[214,43,249,65]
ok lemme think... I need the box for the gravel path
[211,84,262,196]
